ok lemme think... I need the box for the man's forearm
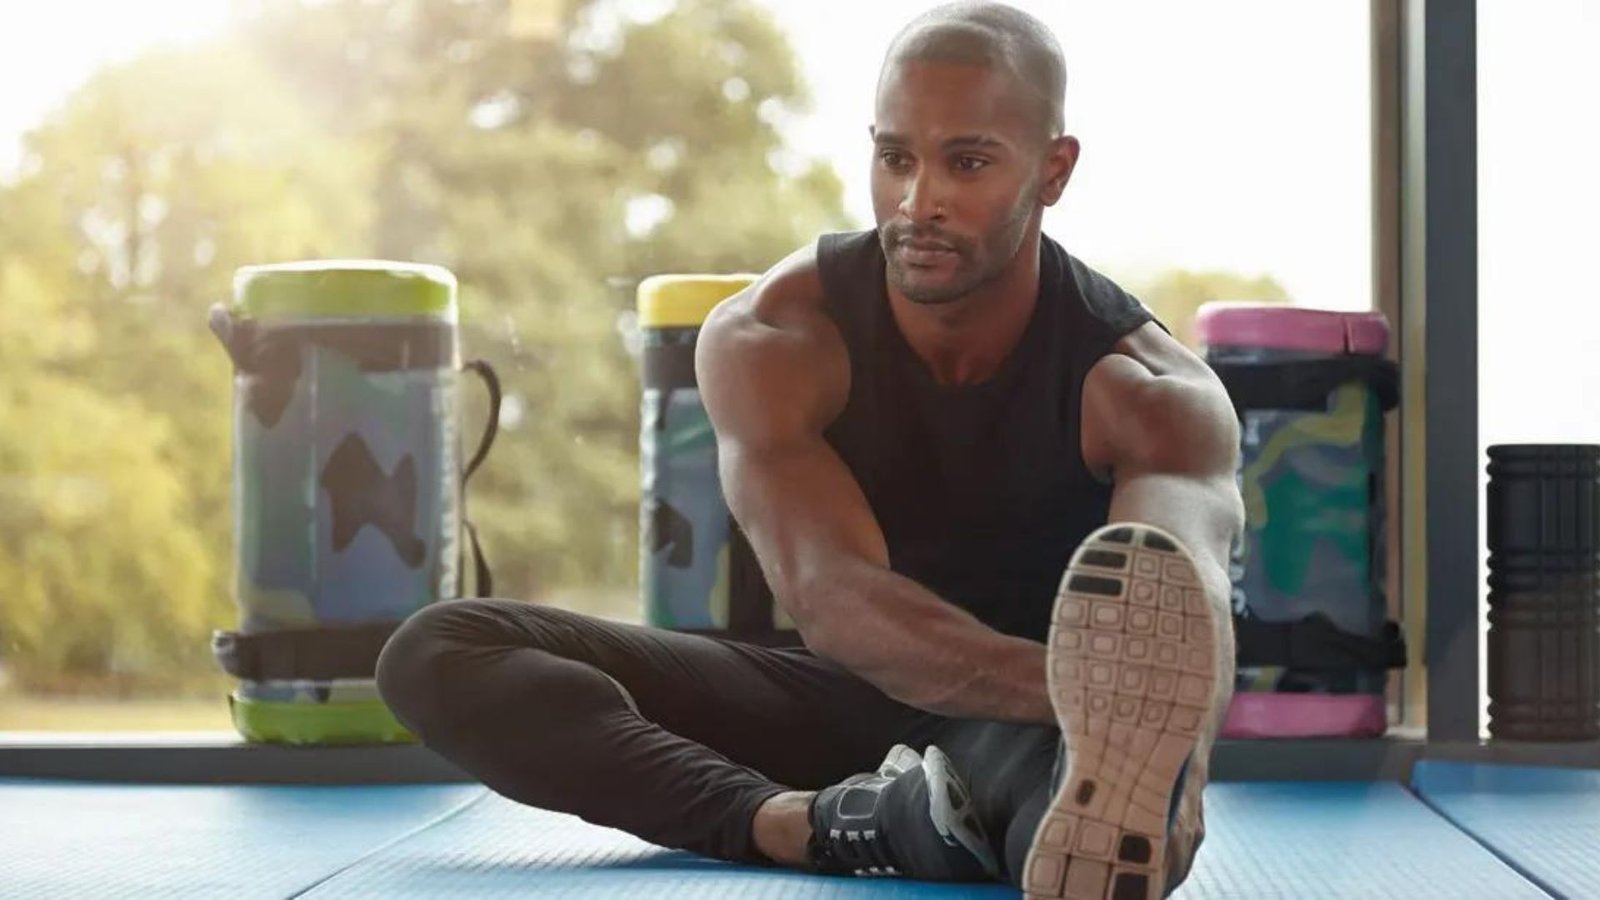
[797,561,1054,724]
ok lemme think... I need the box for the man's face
[871,59,1060,306]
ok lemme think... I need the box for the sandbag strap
[213,622,401,681]
[460,359,500,598]
[216,317,456,374]
[1210,357,1400,413]
[642,341,699,391]
[1233,612,1408,671]
[464,518,493,597]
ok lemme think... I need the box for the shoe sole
[1022,523,1218,900]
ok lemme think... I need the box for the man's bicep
[693,267,891,629]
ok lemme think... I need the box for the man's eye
[955,156,989,172]
[879,151,910,169]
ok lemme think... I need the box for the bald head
[880,2,1066,138]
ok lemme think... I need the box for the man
[376,3,1243,899]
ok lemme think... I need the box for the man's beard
[881,223,980,305]
[880,193,1036,306]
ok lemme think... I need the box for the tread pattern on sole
[1023,523,1217,900]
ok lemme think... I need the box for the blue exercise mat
[302,782,1547,899]
[0,777,1558,898]
[1172,782,1548,900]
[1412,760,1600,900]
[0,778,481,898]
[299,789,1017,898]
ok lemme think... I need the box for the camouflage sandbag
[1198,304,1404,738]
[208,261,499,744]
[637,275,794,643]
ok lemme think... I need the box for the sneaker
[1022,523,1232,900]
[808,743,1000,881]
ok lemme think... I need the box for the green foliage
[1131,268,1291,348]
[0,260,222,694]
[0,0,847,693]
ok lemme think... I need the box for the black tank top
[814,229,1155,642]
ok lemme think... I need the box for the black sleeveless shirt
[813,229,1155,642]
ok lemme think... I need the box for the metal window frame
[6,0,1590,786]
[1398,0,1482,743]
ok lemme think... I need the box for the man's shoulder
[750,241,829,325]
[698,241,839,363]
[695,242,853,445]
[712,230,882,332]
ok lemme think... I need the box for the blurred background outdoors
[0,0,1594,731]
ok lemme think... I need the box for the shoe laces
[817,820,902,877]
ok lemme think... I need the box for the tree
[0,259,223,695]
[0,0,845,691]
[0,43,380,694]
[1129,268,1291,349]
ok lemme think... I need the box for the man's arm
[696,250,1053,723]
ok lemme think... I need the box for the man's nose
[898,166,946,223]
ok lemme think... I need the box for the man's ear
[1040,135,1080,206]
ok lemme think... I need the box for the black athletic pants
[375,599,1057,886]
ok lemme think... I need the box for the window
[0,0,1373,734]
[1476,0,1600,733]
[1478,0,1600,448]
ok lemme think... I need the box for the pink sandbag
[1201,301,1396,739]
[1221,693,1388,739]
[1195,302,1390,356]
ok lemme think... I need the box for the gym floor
[4,754,1598,898]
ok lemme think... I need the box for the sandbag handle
[460,359,501,597]
[461,359,501,482]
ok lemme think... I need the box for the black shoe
[807,743,1000,882]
